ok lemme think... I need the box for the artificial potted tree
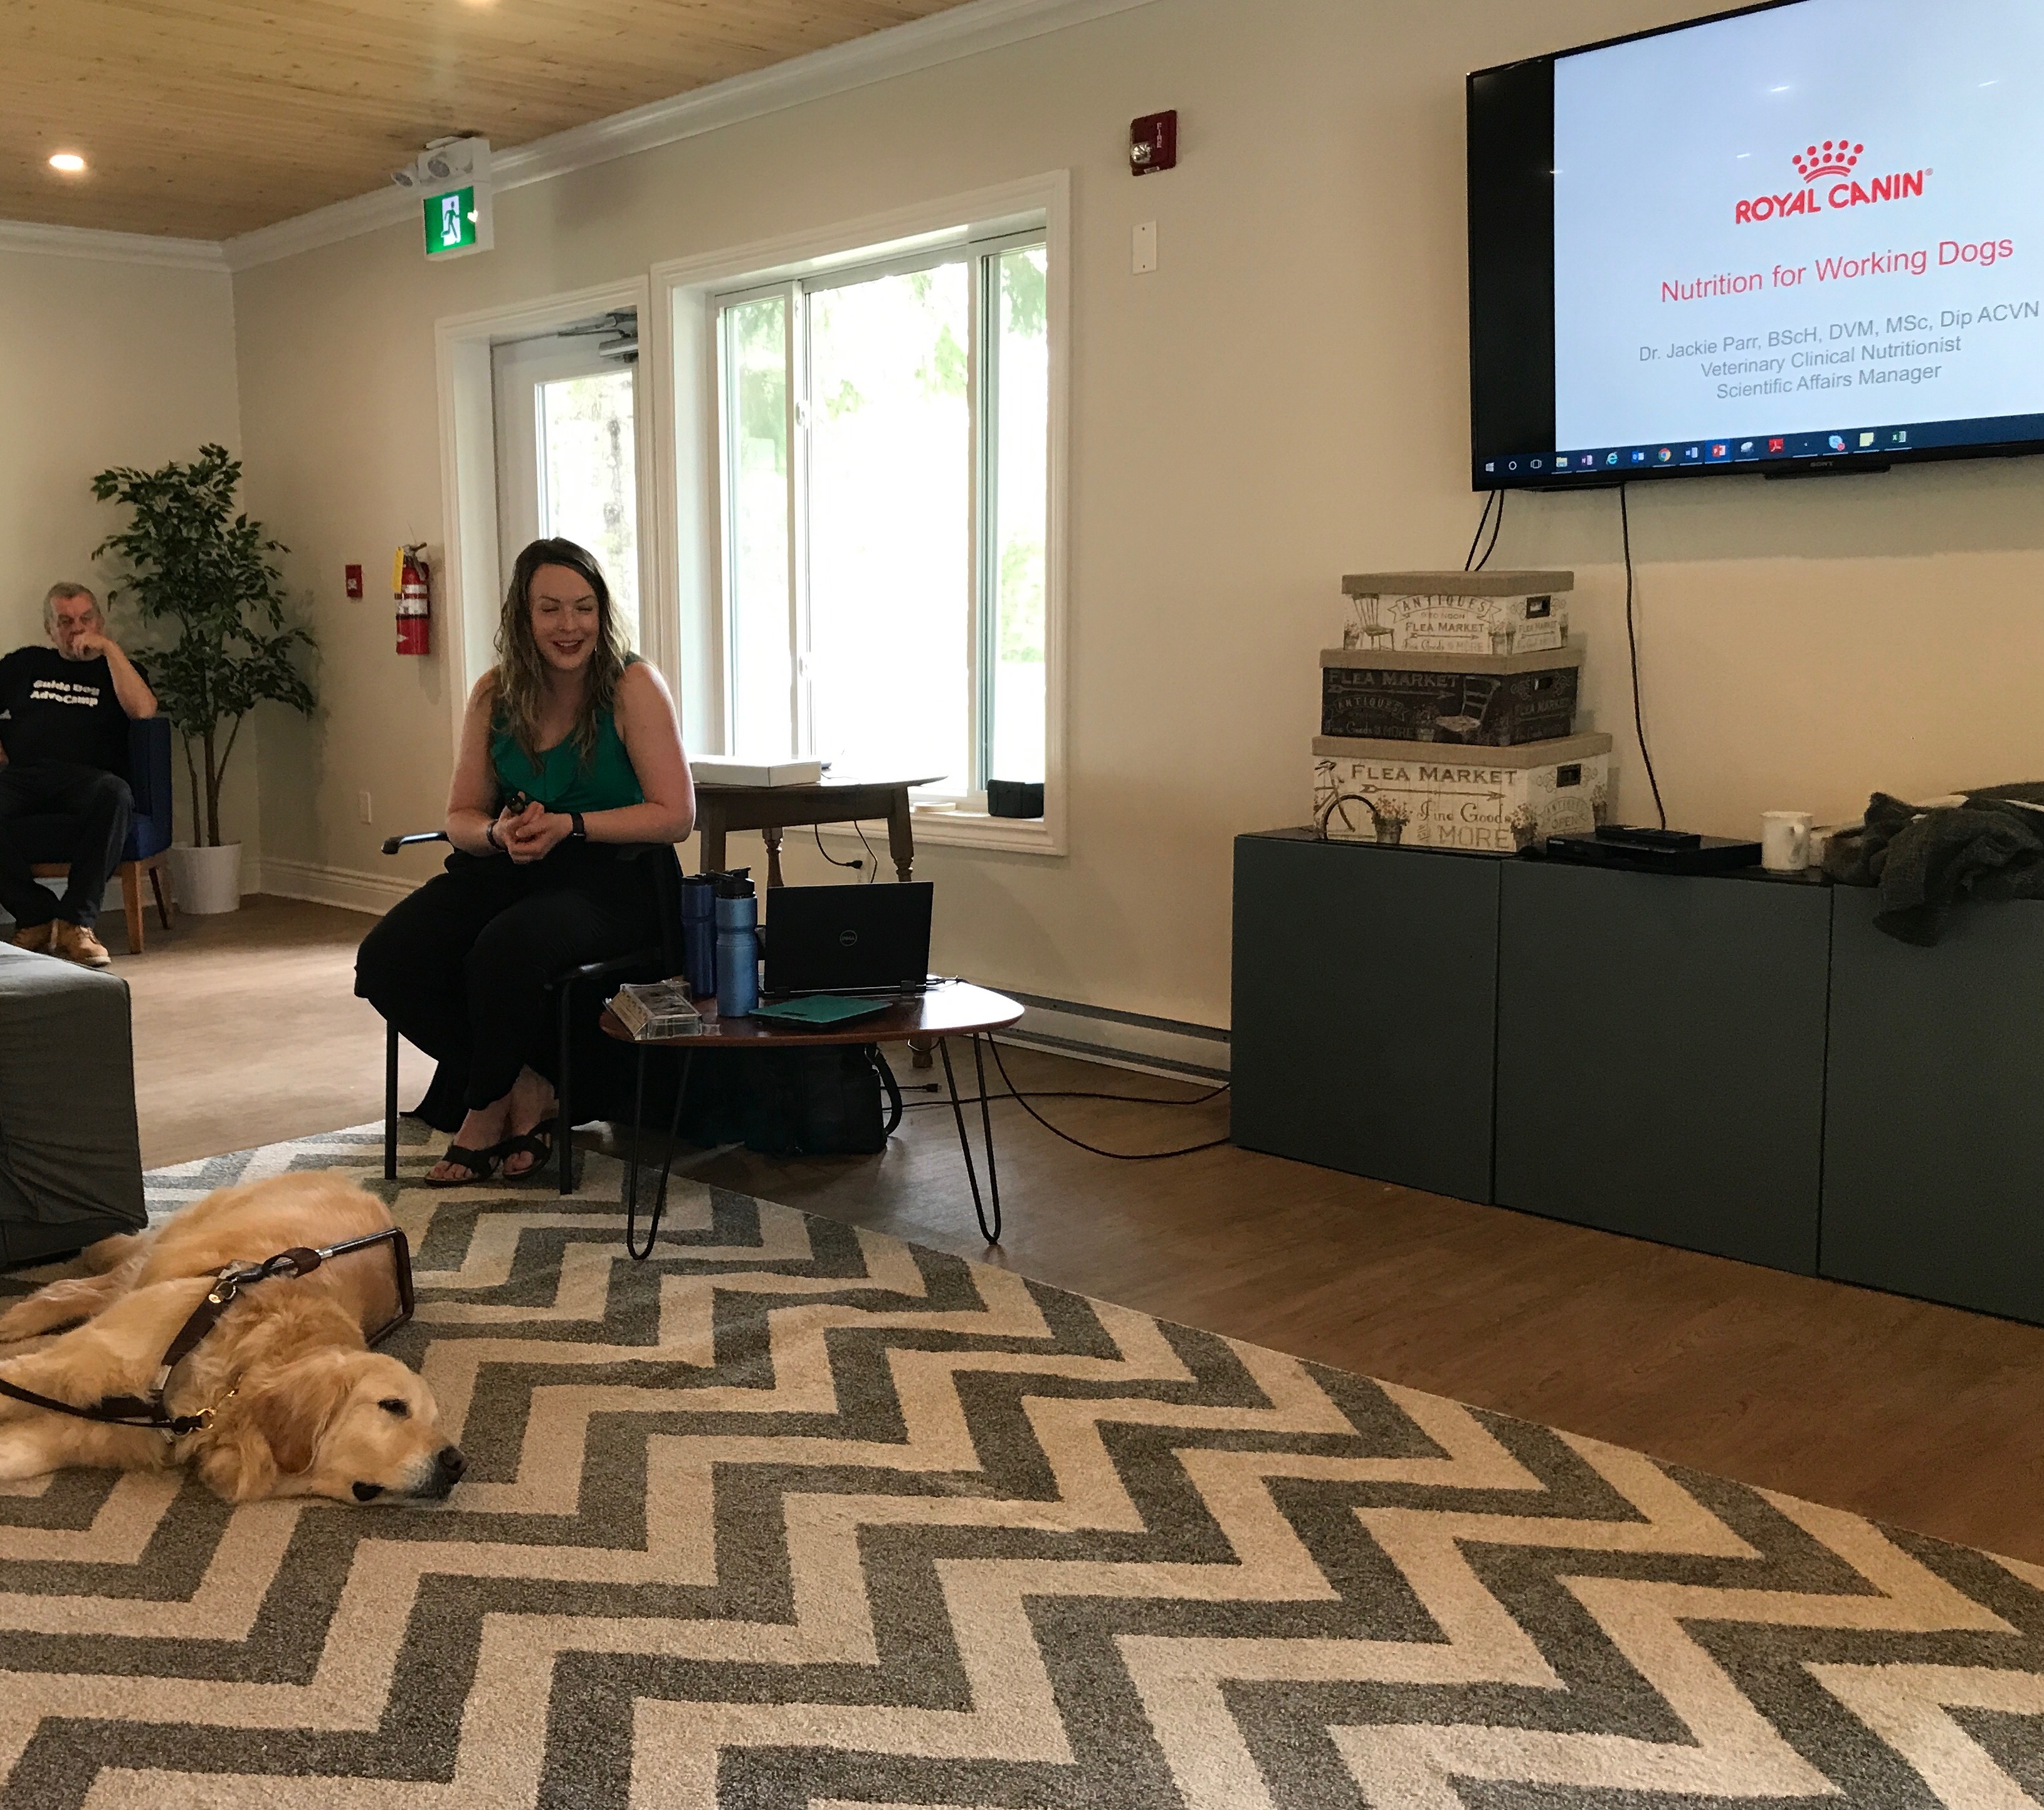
[92,445,315,914]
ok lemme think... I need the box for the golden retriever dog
[0,1172,461,1505]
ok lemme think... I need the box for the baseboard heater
[995,990,1229,1082]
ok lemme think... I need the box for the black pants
[0,762,132,931]
[355,846,659,1128]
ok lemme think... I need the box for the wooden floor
[115,897,2044,1565]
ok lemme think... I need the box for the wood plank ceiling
[2,0,976,241]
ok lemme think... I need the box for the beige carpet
[3,1122,2043,1807]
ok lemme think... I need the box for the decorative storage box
[1342,570,1574,655]
[1320,643,1584,747]
[1312,732,1615,854]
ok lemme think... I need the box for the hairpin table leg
[384,1027,399,1182]
[624,1047,695,1261]
[940,1034,1002,1243]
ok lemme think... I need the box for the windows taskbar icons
[1481,426,1914,480]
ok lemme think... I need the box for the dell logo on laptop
[839,929,859,948]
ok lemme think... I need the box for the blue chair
[21,717,175,952]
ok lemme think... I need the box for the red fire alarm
[1130,110,1177,176]
[344,564,364,598]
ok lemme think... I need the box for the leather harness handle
[0,1239,357,1439]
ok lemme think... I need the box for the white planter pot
[168,842,243,916]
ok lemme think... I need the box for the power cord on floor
[931,1040,1233,1162]
[1618,484,1668,830]
[903,1079,1230,1109]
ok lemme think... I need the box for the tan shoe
[51,921,112,968]
[9,923,52,953]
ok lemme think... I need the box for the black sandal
[424,1141,506,1187]
[498,1118,559,1180]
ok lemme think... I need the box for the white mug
[1761,810,1813,872]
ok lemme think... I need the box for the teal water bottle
[714,873,759,1017]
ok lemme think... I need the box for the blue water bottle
[714,872,759,1018]
[679,874,717,998]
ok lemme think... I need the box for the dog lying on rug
[0,1172,462,1504]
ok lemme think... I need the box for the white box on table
[1312,731,1614,854]
[690,757,823,787]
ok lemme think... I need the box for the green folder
[750,994,897,1027]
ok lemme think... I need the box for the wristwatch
[569,812,587,842]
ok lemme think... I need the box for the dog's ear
[246,1354,358,1476]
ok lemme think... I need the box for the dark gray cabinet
[1820,889,2044,1321]
[1492,862,1831,1273]
[1231,831,2044,1324]
[1231,832,1500,1203]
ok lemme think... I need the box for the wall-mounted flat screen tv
[1468,0,2044,489]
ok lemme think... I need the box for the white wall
[229,0,2044,1028]
[0,238,256,852]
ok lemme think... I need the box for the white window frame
[712,232,1042,795]
[710,273,807,766]
[432,277,668,754]
[653,172,1070,858]
[490,332,641,601]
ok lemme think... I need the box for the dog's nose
[435,1445,466,1484]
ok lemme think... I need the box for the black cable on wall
[1463,490,1499,572]
[1475,490,1506,570]
[1619,484,1668,830]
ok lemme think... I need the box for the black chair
[376,832,682,1194]
[19,717,175,952]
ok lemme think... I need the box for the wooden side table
[601,982,1023,1257]
[693,775,942,889]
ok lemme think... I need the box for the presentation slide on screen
[1552,0,2044,453]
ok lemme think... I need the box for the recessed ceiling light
[48,152,87,174]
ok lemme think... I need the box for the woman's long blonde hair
[492,538,631,764]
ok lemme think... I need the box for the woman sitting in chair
[356,538,694,1184]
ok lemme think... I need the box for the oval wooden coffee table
[601,981,1023,1257]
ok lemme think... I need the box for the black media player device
[1542,827,1762,875]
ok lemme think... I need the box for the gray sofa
[0,942,146,1266]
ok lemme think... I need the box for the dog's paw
[0,1317,62,1350]
[0,1427,64,1483]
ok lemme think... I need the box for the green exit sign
[423,184,491,258]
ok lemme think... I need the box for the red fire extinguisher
[394,544,431,655]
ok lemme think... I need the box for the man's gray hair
[43,583,98,628]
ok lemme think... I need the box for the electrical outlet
[357,790,373,824]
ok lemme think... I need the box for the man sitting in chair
[0,583,157,968]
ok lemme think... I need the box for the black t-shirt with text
[0,647,133,775]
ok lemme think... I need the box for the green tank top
[490,693,645,816]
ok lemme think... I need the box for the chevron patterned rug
[4,1123,2044,1807]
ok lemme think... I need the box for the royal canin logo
[1793,139,1863,183]
[1736,138,1927,223]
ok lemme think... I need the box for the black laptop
[762,883,933,998]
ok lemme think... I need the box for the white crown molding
[0,218,228,272]
[222,0,1160,272]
